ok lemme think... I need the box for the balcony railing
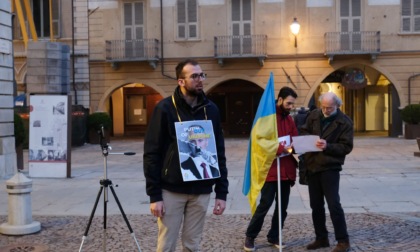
[325,31,380,62]
[105,39,159,69]
[214,35,267,66]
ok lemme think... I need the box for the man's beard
[280,104,291,113]
[185,86,202,97]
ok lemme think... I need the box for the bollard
[0,172,41,235]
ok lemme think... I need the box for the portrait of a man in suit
[181,124,220,181]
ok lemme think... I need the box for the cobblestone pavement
[1,212,420,251]
[1,136,420,251]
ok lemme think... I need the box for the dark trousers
[308,170,349,241]
[245,180,292,241]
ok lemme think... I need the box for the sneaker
[244,237,255,251]
[306,238,330,250]
[267,238,286,249]
[331,240,350,252]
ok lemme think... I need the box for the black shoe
[306,238,330,250]
[331,240,350,252]
[244,237,255,251]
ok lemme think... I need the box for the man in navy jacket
[143,59,229,252]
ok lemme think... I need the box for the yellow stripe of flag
[242,72,278,214]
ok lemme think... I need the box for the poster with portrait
[28,95,71,178]
[175,120,220,182]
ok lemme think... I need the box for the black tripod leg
[109,185,142,251]
[104,189,107,230]
[109,185,133,232]
[79,186,104,252]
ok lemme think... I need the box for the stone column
[0,172,41,235]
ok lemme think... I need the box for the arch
[205,73,266,93]
[304,60,404,107]
[96,79,167,111]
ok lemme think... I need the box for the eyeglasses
[187,73,207,81]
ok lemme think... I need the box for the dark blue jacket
[143,86,229,203]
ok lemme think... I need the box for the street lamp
[290,17,300,48]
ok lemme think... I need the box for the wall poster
[28,95,71,178]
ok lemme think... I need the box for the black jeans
[245,180,292,241]
[308,170,348,241]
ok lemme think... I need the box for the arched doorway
[109,84,163,136]
[312,65,402,137]
[207,79,263,137]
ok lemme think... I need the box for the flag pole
[276,156,282,252]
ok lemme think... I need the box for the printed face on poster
[29,95,70,178]
[175,120,220,182]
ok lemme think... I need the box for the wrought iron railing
[214,34,267,58]
[105,39,159,62]
[325,31,380,59]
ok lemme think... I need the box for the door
[340,0,361,51]
[231,0,252,55]
[124,2,144,58]
[227,93,252,135]
[125,95,147,126]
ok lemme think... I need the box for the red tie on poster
[201,163,210,179]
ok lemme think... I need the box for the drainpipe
[160,0,176,80]
[71,0,77,104]
[408,73,420,105]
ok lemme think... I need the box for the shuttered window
[30,0,60,38]
[401,0,420,33]
[177,0,198,40]
[231,0,252,55]
[123,2,145,58]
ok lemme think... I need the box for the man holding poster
[244,87,298,251]
[143,59,228,252]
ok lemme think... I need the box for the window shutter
[189,25,197,38]
[353,19,360,32]
[402,18,411,31]
[340,0,350,17]
[415,16,420,31]
[352,0,361,17]
[341,20,349,32]
[414,0,420,15]
[188,0,197,22]
[232,0,240,21]
[124,3,133,40]
[188,0,197,38]
[177,0,186,39]
[243,0,251,21]
[52,0,60,38]
[135,2,144,25]
[402,0,411,15]
[124,3,133,26]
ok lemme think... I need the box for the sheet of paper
[292,135,322,154]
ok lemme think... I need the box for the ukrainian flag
[242,72,278,214]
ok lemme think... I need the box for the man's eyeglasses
[187,73,207,81]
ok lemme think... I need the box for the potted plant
[401,104,420,139]
[14,113,26,170]
[87,112,112,144]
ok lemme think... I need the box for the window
[402,0,420,33]
[124,2,145,58]
[231,0,252,55]
[177,0,198,40]
[32,0,60,38]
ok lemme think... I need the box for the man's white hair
[319,92,342,106]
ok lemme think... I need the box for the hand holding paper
[291,135,323,154]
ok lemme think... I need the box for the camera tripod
[79,126,142,252]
